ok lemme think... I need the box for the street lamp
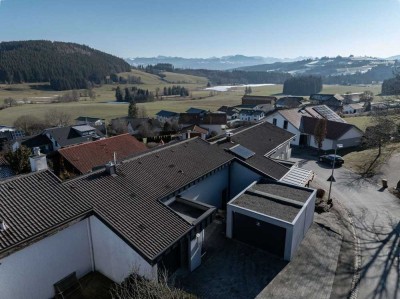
[327,144,343,201]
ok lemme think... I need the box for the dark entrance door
[299,134,308,147]
[233,212,286,257]
[158,244,181,277]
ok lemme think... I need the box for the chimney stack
[30,147,48,172]
[105,161,117,176]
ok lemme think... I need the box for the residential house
[0,126,25,151]
[341,93,362,104]
[265,105,345,146]
[75,116,105,126]
[54,134,148,177]
[110,117,163,136]
[178,125,208,140]
[309,94,344,110]
[300,116,363,150]
[155,110,180,123]
[239,110,265,122]
[275,96,304,109]
[179,112,227,136]
[343,103,364,114]
[0,121,315,299]
[185,107,207,115]
[242,95,276,112]
[21,125,104,153]
[217,106,240,120]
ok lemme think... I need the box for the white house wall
[309,136,334,151]
[0,219,93,299]
[90,216,156,283]
[336,128,363,148]
[180,166,229,208]
[266,113,300,146]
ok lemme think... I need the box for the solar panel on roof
[229,144,255,160]
[313,106,345,123]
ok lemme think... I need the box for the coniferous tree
[115,86,123,102]
[128,101,138,118]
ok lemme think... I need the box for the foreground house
[0,122,315,299]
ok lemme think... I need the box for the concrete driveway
[292,152,400,299]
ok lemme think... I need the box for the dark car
[319,154,344,166]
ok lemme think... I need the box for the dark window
[283,120,288,130]
[272,118,277,126]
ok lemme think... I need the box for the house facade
[309,94,344,109]
[155,110,180,123]
[343,103,364,114]
[239,110,265,122]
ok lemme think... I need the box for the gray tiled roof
[215,122,293,180]
[0,171,91,254]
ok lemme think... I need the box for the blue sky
[0,0,399,59]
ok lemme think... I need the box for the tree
[314,118,327,153]
[4,145,31,174]
[283,75,322,95]
[72,90,79,101]
[244,86,252,95]
[115,86,123,102]
[4,97,16,107]
[124,88,132,102]
[364,111,396,156]
[14,115,47,136]
[88,88,96,100]
[44,109,72,127]
[137,106,147,118]
[360,90,374,102]
[128,101,138,118]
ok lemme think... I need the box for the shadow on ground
[173,222,287,299]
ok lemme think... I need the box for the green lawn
[0,69,388,127]
[345,114,400,131]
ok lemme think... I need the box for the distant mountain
[0,40,131,90]
[236,56,397,77]
[125,55,310,70]
[387,55,400,61]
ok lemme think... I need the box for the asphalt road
[295,156,400,299]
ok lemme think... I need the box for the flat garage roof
[230,181,313,223]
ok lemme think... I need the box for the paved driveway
[293,153,400,299]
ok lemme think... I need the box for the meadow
[0,69,385,126]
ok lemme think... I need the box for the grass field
[345,114,400,131]
[0,69,388,126]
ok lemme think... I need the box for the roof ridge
[58,133,131,152]
[0,169,53,185]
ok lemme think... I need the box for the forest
[0,40,131,90]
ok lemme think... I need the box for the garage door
[233,212,286,257]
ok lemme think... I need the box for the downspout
[87,217,95,272]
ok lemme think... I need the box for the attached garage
[226,180,316,261]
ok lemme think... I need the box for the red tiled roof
[58,134,147,174]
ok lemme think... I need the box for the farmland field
[0,69,386,126]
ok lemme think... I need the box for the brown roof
[178,125,208,135]
[58,134,148,174]
[300,116,359,140]
[242,95,277,105]
[278,108,320,129]
[179,113,227,125]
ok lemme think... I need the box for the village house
[300,116,364,150]
[155,110,180,123]
[239,109,265,122]
[0,156,14,180]
[179,112,227,136]
[343,103,364,114]
[275,96,304,109]
[309,94,344,110]
[217,106,240,120]
[21,125,105,154]
[54,134,148,178]
[0,122,315,299]
[341,92,362,104]
[242,95,276,113]
[177,125,208,140]
[266,105,346,147]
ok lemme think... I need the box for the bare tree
[364,111,396,156]
[4,97,16,107]
[44,109,72,127]
[360,90,374,103]
[314,118,327,153]
[14,115,47,136]
[137,106,148,118]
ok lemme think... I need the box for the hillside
[0,40,131,90]
[126,55,309,70]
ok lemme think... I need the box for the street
[294,155,400,299]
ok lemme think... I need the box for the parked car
[319,154,344,166]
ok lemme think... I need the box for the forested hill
[0,40,131,90]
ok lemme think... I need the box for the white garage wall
[89,216,157,283]
[0,219,92,299]
[266,113,300,146]
[180,166,229,208]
